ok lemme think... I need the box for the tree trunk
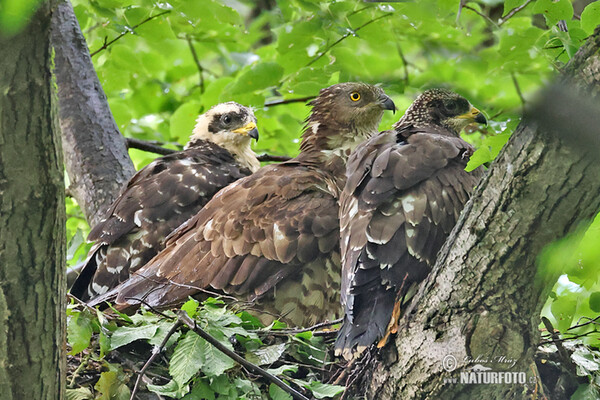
[353,29,600,399]
[51,0,135,226]
[0,2,66,399]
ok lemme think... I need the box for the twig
[511,72,526,109]
[499,0,534,26]
[68,352,92,388]
[123,297,174,320]
[539,331,595,344]
[306,13,392,67]
[396,43,409,85]
[177,311,310,400]
[130,321,183,400]
[254,318,343,335]
[265,96,315,107]
[567,315,600,330]
[186,36,205,94]
[126,138,178,155]
[90,10,171,57]
[463,5,498,27]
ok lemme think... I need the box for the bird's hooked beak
[457,106,487,125]
[233,121,259,141]
[379,94,396,114]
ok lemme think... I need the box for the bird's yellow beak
[457,106,487,124]
[232,121,259,140]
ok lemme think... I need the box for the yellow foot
[377,301,402,348]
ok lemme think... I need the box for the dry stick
[186,36,205,94]
[177,311,310,400]
[130,321,183,400]
[125,137,291,162]
[90,10,171,57]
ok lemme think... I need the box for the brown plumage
[70,102,260,301]
[89,82,395,327]
[335,89,487,359]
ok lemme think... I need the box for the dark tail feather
[334,285,396,360]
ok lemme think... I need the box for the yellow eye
[350,91,361,101]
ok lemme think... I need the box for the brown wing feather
[94,161,342,327]
[336,126,483,359]
[70,141,252,301]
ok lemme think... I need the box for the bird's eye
[445,101,458,112]
[350,91,361,102]
[222,115,232,124]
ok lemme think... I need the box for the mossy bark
[0,2,66,398]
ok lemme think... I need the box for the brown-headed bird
[70,102,260,301]
[90,83,395,327]
[335,89,487,360]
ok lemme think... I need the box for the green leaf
[148,322,182,347]
[550,295,577,332]
[571,383,600,400]
[266,364,299,376]
[169,330,205,386]
[68,311,94,355]
[245,343,287,365]
[198,335,237,377]
[533,0,573,27]
[182,298,200,318]
[503,0,526,17]
[466,131,512,171]
[0,0,44,35]
[66,229,85,261]
[303,381,345,399]
[147,379,190,397]
[589,292,600,312]
[66,387,94,400]
[109,324,158,350]
[170,101,202,144]
[581,2,600,35]
[95,364,131,400]
[183,379,215,400]
[224,62,284,95]
[269,383,293,400]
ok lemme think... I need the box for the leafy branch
[126,137,291,162]
[177,311,310,400]
[265,96,315,107]
[306,13,393,67]
[90,10,171,57]
[499,0,535,26]
[130,321,183,400]
[186,36,205,94]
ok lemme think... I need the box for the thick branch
[357,28,600,400]
[51,0,136,226]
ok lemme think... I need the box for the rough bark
[0,2,66,398]
[354,29,600,399]
[51,0,135,226]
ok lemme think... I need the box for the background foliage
[44,0,600,398]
